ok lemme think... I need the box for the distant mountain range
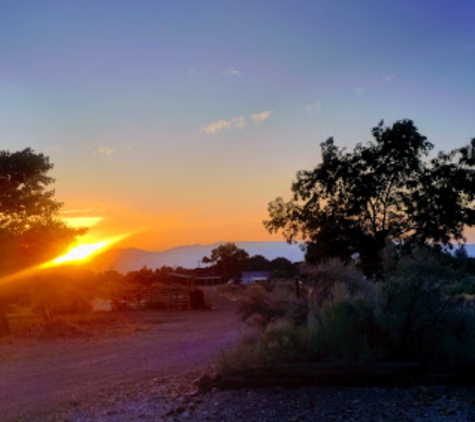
[89,241,306,273]
[88,242,475,274]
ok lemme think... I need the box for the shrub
[375,249,475,363]
[301,259,365,306]
[309,294,381,362]
[236,282,307,329]
[218,319,309,374]
[308,249,475,364]
[259,319,309,363]
[217,283,246,300]
[30,273,93,320]
[223,249,475,371]
[218,330,262,374]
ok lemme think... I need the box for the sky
[1,0,475,250]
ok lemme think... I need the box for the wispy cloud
[201,116,247,134]
[222,67,242,77]
[382,74,395,82]
[93,145,115,159]
[61,216,104,228]
[355,87,365,96]
[231,116,247,128]
[201,110,271,135]
[251,110,271,124]
[187,68,198,78]
[60,208,103,215]
[306,102,322,114]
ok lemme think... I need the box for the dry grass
[4,308,166,341]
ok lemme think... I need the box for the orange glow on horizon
[50,240,110,264]
[41,234,129,268]
[61,216,104,229]
[0,233,130,286]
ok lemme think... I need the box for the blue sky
[1,0,475,249]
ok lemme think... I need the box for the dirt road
[0,288,243,421]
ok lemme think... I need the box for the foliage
[217,282,246,299]
[218,331,262,374]
[310,250,475,363]
[378,248,475,362]
[241,254,297,279]
[0,148,86,335]
[218,319,309,374]
[300,258,364,306]
[237,282,307,329]
[259,319,309,363]
[243,254,271,271]
[223,250,475,370]
[0,148,85,272]
[308,284,382,362]
[264,120,475,276]
[202,242,249,280]
[269,257,297,279]
[28,268,94,320]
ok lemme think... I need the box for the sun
[0,234,129,286]
[51,240,111,265]
[41,234,128,268]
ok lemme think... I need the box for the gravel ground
[4,287,475,422]
[17,372,475,422]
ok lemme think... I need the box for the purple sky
[1,1,475,249]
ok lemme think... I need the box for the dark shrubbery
[237,281,307,329]
[220,248,475,373]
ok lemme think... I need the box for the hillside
[87,242,475,274]
[88,241,305,273]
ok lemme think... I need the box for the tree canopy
[0,148,85,335]
[202,243,250,280]
[264,119,475,275]
[0,148,84,273]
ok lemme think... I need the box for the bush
[309,294,381,362]
[375,249,475,363]
[237,282,307,329]
[217,283,246,300]
[218,319,309,374]
[259,319,309,363]
[30,272,93,319]
[301,259,365,306]
[308,249,475,364]
[218,330,262,374]
[223,250,475,371]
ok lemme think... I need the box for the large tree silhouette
[264,120,475,276]
[202,243,249,280]
[0,148,85,335]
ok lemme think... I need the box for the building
[241,271,271,284]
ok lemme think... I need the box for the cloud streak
[251,110,271,124]
[93,145,115,159]
[201,110,271,135]
[60,208,103,215]
[222,67,242,77]
[201,117,245,134]
[306,102,322,114]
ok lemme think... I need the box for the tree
[269,257,297,278]
[244,254,271,271]
[0,148,85,335]
[202,243,249,280]
[264,119,475,276]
